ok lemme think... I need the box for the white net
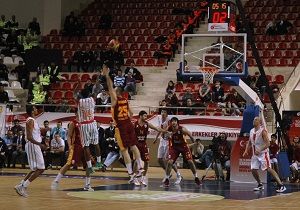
[199,67,219,84]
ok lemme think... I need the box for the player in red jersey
[163,117,201,186]
[102,64,144,182]
[51,114,94,191]
[134,110,164,186]
[269,134,280,175]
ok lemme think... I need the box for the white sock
[176,171,181,176]
[194,173,198,178]
[96,156,101,163]
[87,160,92,168]
[20,180,25,185]
[85,177,91,186]
[23,180,31,188]
[126,163,133,174]
[54,173,63,183]
[136,158,143,169]
[165,174,170,179]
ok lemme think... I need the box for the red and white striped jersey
[77,97,95,123]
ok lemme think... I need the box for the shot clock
[208,1,236,32]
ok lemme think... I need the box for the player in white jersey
[153,109,182,184]
[14,105,47,197]
[243,117,286,193]
[77,87,102,173]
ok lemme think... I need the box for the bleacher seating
[243,0,300,67]
[42,0,199,66]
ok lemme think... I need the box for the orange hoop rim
[199,66,219,73]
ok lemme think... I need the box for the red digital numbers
[212,11,228,23]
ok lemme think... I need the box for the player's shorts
[168,143,192,163]
[25,141,45,171]
[136,141,150,162]
[66,144,86,167]
[79,121,98,147]
[251,152,271,171]
[290,162,300,170]
[270,157,278,164]
[157,138,169,159]
[115,121,137,151]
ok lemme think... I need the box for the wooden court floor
[1,167,300,210]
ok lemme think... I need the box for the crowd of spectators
[153,1,207,62]
[0,15,41,57]
[159,79,245,115]
[265,16,293,36]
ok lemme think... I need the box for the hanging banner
[0,104,6,138]
[6,112,243,141]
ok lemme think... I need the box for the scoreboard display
[208,1,236,32]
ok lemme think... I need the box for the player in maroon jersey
[51,114,94,191]
[103,64,144,183]
[269,134,280,175]
[163,117,201,186]
[134,110,164,186]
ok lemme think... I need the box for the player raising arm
[102,64,144,182]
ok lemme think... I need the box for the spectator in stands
[189,138,204,167]
[0,137,7,168]
[101,135,120,172]
[40,120,51,141]
[222,89,245,114]
[84,78,94,94]
[3,130,14,168]
[81,47,94,72]
[165,90,179,108]
[96,89,110,112]
[266,20,277,36]
[0,59,8,81]
[199,81,211,104]
[68,50,82,72]
[44,97,56,112]
[64,11,76,28]
[17,30,26,51]
[48,62,60,83]
[56,99,71,113]
[124,63,142,81]
[221,101,236,116]
[31,85,47,104]
[182,87,194,104]
[212,81,225,102]
[76,17,85,37]
[166,80,175,94]
[51,122,66,141]
[28,17,40,35]
[39,68,51,91]
[11,119,24,136]
[49,132,65,167]
[25,30,40,49]
[6,29,18,49]
[98,68,107,90]
[11,130,26,168]
[124,71,136,99]
[276,16,293,35]
[0,83,9,104]
[5,15,18,30]
[14,61,29,88]
[113,69,125,88]
[183,98,196,115]
[63,11,76,36]
[0,15,7,32]
[99,11,112,29]
[92,80,104,97]
[153,41,173,61]
[269,134,280,175]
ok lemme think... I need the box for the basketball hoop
[199,67,219,84]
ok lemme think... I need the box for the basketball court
[1,167,300,210]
